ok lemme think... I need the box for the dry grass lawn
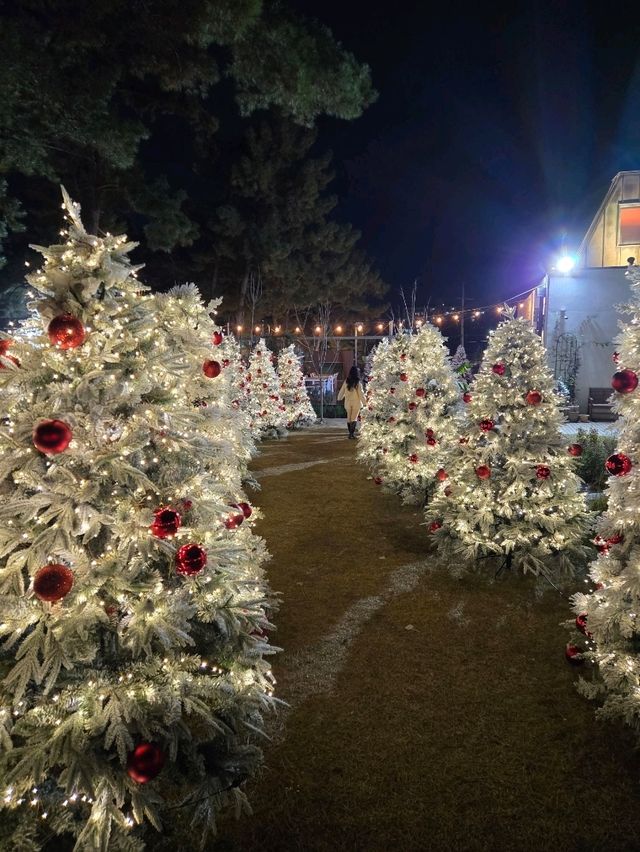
[216,426,640,852]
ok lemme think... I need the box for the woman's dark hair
[346,365,360,391]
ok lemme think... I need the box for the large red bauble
[575,613,592,637]
[234,501,253,519]
[150,507,182,539]
[47,314,86,349]
[415,388,426,398]
[536,465,551,479]
[479,419,495,432]
[612,369,638,394]
[225,513,245,530]
[399,372,408,382]
[408,402,417,411]
[176,543,207,576]
[565,644,583,665]
[0,338,19,368]
[462,392,472,403]
[202,360,221,378]
[526,390,542,405]
[212,331,223,345]
[33,563,74,602]
[605,453,632,476]
[492,363,506,376]
[567,444,583,457]
[408,453,419,463]
[429,521,442,533]
[436,468,448,481]
[476,465,491,480]
[33,419,72,454]
[126,743,166,784]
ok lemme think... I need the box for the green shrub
[574,428,617,491]
[587,493,608,513]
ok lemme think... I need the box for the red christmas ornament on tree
[479,419,494,432]
[33,419,72,454]
[525,389,542,405]
[476,465,491,480]
[607,532,624,545]
[575,613,592,637]
[212,331,223,345]
[387,416,396,424]
[536,465,551,479]
[225,512,245,530]
[47,314,86,349]
[415,388,426,397]
[565,644,583,665]
[222,358,230,367]
[399,372,408,382]
[234,501,253,519]
[374,476,383,485]
[408,453,419,463]
[175,543,207,576]
[612,369,638,394]
[436,468,448,481]
[444,485,453,497]
[33,563,74,602]
[567,443,583,457]
[594,535,609,555]
[150,507,182,539]
[181,499,193,510]
[429,521,442,533]
[389,387,396,394]
[425,428,435,438]
[492,363,505,376]
[462,392,472,403]
[613,351,621,364]
[202,360,221,378]
[126,743,166,784]
[408,401,417,411]
[0,338,19,368]
[606,453,633,476]
[426,437,437,446]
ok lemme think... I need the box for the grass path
[217,426,640,852]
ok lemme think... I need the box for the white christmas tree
[426,310,588,576]
[277,344,316,429]
[451,343,472,388]
[0,192,277,851]
[358,326,460,504]
[570,265,640,732]
[245,339,288,439]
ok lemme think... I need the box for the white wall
[543,267,629,411]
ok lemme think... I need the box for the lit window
[619,205,640,245]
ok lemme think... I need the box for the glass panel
[619,206,640,244]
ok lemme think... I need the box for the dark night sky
[291,0,640,309]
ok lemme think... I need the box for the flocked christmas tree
[277,344,316,429]
[358,326,460,504]
[245,339,288,438]
[569,265,640,728]
[0,191,277,851]
[426,309,588,576]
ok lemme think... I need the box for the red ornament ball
[536,465,551,479]
[181,499,193,510]
[429,521,442,533]
[526,389,542,405]
[150,507,182,539]
[126,743,166,784]
[408,401,417,411]
[605,453,633,476]
[235,501,253,519]
[202,360,221,378]
[444,486,453,497]
[389,387,396,394]
[408,453,419,463]
[479,419,495,432]
[47,314,86,349]
[374,476,383,485]
[567,443,583,457]
[476,465,491,480]
[415,388,426,398]
[565,644,583,665]
[0,338,19,368]
[176,543,207,576]
[387,416,396,424]
[33,419,72,454]
[33,563,74,602]
[612,369,638,394]
[492,363,506,376]
[426,437,437,446]
[212,331,224,345]
[225,513,245,530]
[436,468,448,481]
[462,392,472,403]
[575,613,592,637]
[222,358,230,367]
[399,372,408,382]
[425,428,435,437]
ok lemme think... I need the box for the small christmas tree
[426,309,588,576]
[246,339,288,438]
[0,192,277,851]
[277,344,316,429]
[569,265,640,737]
[358,326,460,504]
[451,343,472,387]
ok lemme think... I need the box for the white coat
[338,380,366,421]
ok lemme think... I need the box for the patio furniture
[587,388,617,421]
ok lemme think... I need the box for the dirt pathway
[217,426,640,852]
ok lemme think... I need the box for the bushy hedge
[574,428,617,492]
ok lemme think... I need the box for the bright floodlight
[556,254,576,274]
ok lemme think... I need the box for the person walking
[337,366,366,439]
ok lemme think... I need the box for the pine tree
[569,265,640,736]
[0,192,277,851]
[277,344,316,429]
[451,343,472,387]
[358,326,459,504]
[245,339,288,438]
[426,310,588,576]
